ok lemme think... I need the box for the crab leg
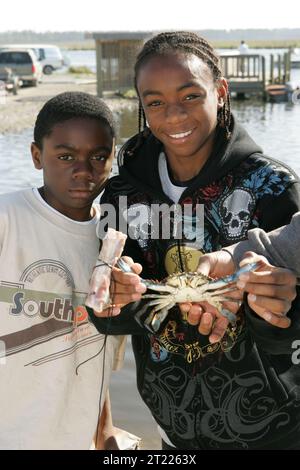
[145,301,176,332]
[219,308,237,324]
[116,258,176,292]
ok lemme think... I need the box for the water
[62,50,97,73]
[1,95,300,196]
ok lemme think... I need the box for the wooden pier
[89,31,293,100]
[220,52,291,99]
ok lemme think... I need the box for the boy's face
[136,52,227,166]
[31,117,115,221]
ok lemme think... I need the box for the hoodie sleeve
[87,303,148,336]
[226,211,300,275]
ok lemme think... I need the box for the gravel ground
[0,73,137,134]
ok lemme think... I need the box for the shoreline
[0,74,137,135]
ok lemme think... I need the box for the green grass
[68,66,94,74]
[211,39,300,49]
[61,39,300,51]
[115,89,137,99]
[61,41,95,50]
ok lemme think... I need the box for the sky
[1,0,300,32]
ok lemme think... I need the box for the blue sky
[1,0,300,31]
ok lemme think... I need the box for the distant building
[88,31,153,96]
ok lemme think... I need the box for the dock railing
[220,51,291,99]
[220,54,266,96]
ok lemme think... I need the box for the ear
[216,78,229,109]
[31,142,43,170]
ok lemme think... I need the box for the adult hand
[237,252,297,328]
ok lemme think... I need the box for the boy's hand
[181,301,233,344]
[179,248,297,341]
[93,257,146,317]
[237,252,297,328]
[179,250,239,344]
[196,250,236,278]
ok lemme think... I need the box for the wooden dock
[220,52,291,99]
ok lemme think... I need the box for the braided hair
[134,31,232,144]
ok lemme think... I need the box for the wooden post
[270,54,274,84]
[262,55,266,100]
[284,52,291,82]
[96,41,103,97]
[277,54,282,83]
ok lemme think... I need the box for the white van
[0,48,42,86]
[0,44,64,74]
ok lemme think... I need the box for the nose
[72,160,93,179]
[165,103,188,124]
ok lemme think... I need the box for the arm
[226,212,300,275]
[89,183,154,335]
[187,182,300,343]
[239,182,300,352]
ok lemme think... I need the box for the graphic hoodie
[89,118,300,449]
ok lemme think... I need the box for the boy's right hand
[93,257,147,317]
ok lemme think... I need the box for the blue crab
[117,258,259,333]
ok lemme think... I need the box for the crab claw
[116,257,134,273]
[116,258,169,290]
[220,308,237,324]
[205,262,260,291]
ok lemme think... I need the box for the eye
[90,155,107,162]
[146,100,163,108]
[184,94,202,101]
[58,155,74,161]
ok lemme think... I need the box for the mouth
[69,189,94,199]
[166,128,194,143]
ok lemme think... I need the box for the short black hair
[34,91,116,149]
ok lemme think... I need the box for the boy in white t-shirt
[0,92,146,449]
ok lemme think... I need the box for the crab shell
[139,271,239,332]
[143,272,228,304]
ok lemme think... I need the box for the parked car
[0,48,42,86]
[0,44,64,74]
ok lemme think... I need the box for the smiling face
[31,117,115,221]
[136,52,228,178]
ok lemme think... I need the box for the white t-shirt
[0,188,125,449]
[238,42,249,54]
[158,152,187,203]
